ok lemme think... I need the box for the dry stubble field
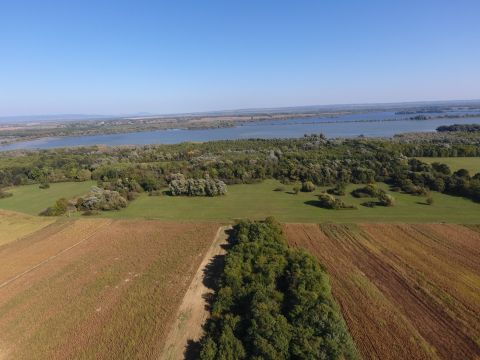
[285,223,480,360]
[0,218,219,360]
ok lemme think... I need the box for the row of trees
[199,218,358,360]
[437,124,480,132]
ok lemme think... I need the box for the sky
[1,0,479,117]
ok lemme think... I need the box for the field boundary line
[0,220,112,290]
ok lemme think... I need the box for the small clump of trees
[352,184,395,207]
[168,173,227,196]
[316,193,357,210]
[40,198,69,216]
[76,186,128,211]
[300,181,316,192]
[199,218,358,360]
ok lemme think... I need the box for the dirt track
[160,226,230,360]
[285,223,480,360]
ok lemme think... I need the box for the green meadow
[0,181,95,215]
[1,179,479,223]
[102,180,480,223]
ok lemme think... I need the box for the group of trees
[76,186,128,212]
[168,173,227,196]
[351,184,395,207]
[315,193,356,210]
[391,159,480,202]
[1,132,479,205]
[199,218,358,360]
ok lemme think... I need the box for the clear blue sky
[1,0,479,116]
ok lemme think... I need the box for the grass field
[0,181,94,215]
[1,179,479,223]
[0,219,219,360]
[417,157,480,175]
[285,223,480,360]
[0,210,54,246]
[102,180,480,223]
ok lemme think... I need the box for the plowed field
[285,223,480,360]
[0,219,219,360]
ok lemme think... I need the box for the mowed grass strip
[0,181,95,215]
[0,219,219,360]
[417,157,480,175]
[285,223,480,360]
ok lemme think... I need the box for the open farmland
[285,223,480,360]
[0,218,219,360]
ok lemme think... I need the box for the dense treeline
[199,218,358,360]
[1,133,479,203]
[390,159,480,202]
[437,124,480,132]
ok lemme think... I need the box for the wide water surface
[2,111,480,150]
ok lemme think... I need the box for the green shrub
[316,193,356,210]
[301,181,316,192]
[40,198,69,216]
[327,183,346,196]
[0,188,13,199]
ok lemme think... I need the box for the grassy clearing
[417,157,480,175]
[0,210,55,246]
[0,181,94,215]
[1,179,479,223]
[102,180,480,223]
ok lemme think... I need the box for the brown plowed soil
[285,223,480,360]
[0,219,220,360]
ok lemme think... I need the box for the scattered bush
[378,192,395,207]
[327,183,346,196]
[292,186,300,195]
[0,188,13,199]
[39,182,50,189]
[351,184,379,198]
[273,186,285,192]
[353,185,395,207]
[40,198,69,216]
[301,181,316,192]
[426,196,434,205]
[316,193,356,210]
